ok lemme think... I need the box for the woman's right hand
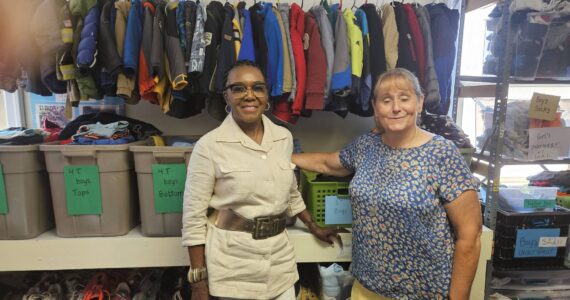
[190,280,209,300]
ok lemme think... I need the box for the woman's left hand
[307,223,344,248]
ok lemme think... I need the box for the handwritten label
[64,165,102,215]
[528,127,570,160]
[528,92,560,121]
[325,195,352,225]
[524,199,556,209]
[515,228,560,258]
[152,164,187,213]
[336,238,352,260]
[539,237,567,248]
[0,165,8,214]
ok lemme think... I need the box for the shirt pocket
[277,161,296,191]
[218,164,255,194]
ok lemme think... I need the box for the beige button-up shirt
[182,114,306,299]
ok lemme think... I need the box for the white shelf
[0,222,352,272]
[0,223,492,300]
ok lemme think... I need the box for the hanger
[301,0,304,8]
[351,0,356,10]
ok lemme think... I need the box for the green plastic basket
[300,170,351,227]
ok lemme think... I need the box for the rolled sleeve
[181,140,215,247]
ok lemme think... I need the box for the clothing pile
[71,120,135,145]
[0,268,191,300]
[477,100,530,159]
[0,128,48,145]
[483,0,570,80]
[420,114,473,148]
[0,0,460,121]
[528,170,570,191]
[59,112,161,144]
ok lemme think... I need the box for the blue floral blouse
[339,133,477,299]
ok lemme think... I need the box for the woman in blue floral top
[293,68,482,300]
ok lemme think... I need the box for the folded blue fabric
[73,135,135,145]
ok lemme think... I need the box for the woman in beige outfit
[182,60,339,300]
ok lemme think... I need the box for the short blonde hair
[373,68,423,101]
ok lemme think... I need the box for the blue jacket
[123,0,143,76]
[238,9,255,62]
[77,6,100,73]
[259,3,283,97]
[427,3,459,115]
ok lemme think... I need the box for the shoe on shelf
[83,272,111,300]
[111,282,131,300]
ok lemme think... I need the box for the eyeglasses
[224,83,268,98]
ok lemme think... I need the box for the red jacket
[303,12,326,110]
[404,4,426,84]
[289,3,306,116]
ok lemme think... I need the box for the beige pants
[351,280,395,300]
[219,286,295,300]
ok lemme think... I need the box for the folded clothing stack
[70,121,135,145]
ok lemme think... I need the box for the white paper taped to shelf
[336,239,352,260]
[539,237,567,248]
[528,127,570,160]
[528,92,560,121]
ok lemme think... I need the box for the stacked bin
[40,142,142,237]
[0,145,53,239]
[493,207,570,270]
[130,137,196,236]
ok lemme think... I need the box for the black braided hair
[222,60,266,89]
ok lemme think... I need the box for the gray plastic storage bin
[0,145,53,239]
[130,138,196,237]
[40,142,143,237]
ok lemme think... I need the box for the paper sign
[337,239,352,259]
[0,165,7,214]
[528,127,570,160]
[539,237,567,248]
[528,92,560,121]
[64,165,102,215]
[515,228,560,258]
[325,195,352,225]
[524,199,556,209]
[152,164,187,213]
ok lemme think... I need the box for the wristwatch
[187,267,208,283]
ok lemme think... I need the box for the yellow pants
[351,280,395,300]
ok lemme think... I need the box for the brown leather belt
[213,209,287,240]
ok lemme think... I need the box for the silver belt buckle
[253,216,282,240]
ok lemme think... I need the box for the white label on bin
[539,237,567,248]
